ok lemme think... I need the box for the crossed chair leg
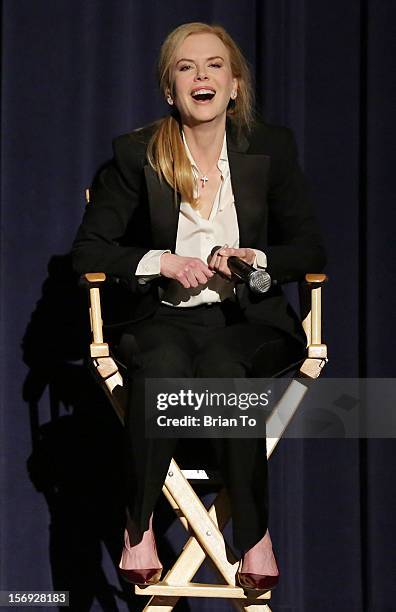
[92,356,323,610]
[94,359,315,610]
[136,458,273,612]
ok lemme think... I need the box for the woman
[72,22,326,590]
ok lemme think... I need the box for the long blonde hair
[146,22,255,207]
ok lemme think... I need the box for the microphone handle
[227,256,255,281]
[210,247,272,293]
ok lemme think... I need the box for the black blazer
[72,119,326,343]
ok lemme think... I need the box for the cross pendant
[200,175,209,188]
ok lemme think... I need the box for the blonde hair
[146,22,255,207]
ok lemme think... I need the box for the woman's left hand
[208,247,256,280]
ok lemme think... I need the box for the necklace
[193,163,218,189]
[184,130,223,189]
[199,175,209,188]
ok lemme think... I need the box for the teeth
[192,89,215,96]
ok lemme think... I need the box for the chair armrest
[79,272,109,358]
[305,273,327,286]
[79,272,107,287]
[299,274,328,378]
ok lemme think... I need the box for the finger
[195,260,214,278]
[202,266,215,279]
[208,248,222,270]
[236,248,255,264]
[176,270,190,288]
[221,246,242,257]
[216,242,228,253]
[208,254,217,269]
[212,243,228,258]
[245,249,256,265]
[213,249,230,273]
[218,255,232,279]
[189,265,213,286]
[195,270,210,284]
[219,259,231,277]
[184,266,199,288]
[213,253,224,273]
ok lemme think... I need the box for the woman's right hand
[160,253,214,289]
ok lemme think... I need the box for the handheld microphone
[211,247,272,295]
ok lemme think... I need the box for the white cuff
[135,249,171,285]
[253,249,267,269]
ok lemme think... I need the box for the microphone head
[248,270,272,294]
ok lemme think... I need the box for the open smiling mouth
[191,89,216,103]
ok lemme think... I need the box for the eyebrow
[176,56,224,64]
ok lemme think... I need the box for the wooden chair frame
[81,269,327,611]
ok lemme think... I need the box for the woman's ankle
[125,512,154,546]
[240,529,278,576]
[119,511,162,570]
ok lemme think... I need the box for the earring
[167,96,174,105]
[231,91,237,100]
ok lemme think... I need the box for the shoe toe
[236,571,279,591]
[119,567,162,586]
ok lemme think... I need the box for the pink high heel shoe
[236,558,279,591]
[235,529,279,592]
[119,566,162,586]
[118,515,163,586]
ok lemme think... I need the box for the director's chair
[80,192,327,612]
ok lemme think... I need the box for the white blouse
[135,131,267,307]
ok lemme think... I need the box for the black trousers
[118,299,303,552]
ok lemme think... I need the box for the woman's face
[170,32,238,127]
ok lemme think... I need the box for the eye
[209,63,222,68]
[179,64,192,71]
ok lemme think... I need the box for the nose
[195,67,208,80]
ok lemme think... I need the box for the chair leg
[164,458,238,582]
[94,365,312,610]
[140,459,272,611]
[144,486,272,610]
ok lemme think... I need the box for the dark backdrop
[1,1,396,611]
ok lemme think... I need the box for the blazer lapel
[227,124,270,247]
[144,165,180,250]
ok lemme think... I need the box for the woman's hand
[208,247,256,280]
[160,253,215,288]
